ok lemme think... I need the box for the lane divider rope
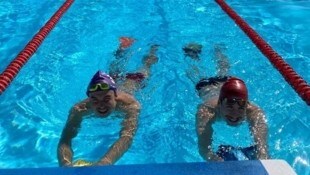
[0,0,74,95]
[215,0,310,105]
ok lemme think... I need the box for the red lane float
[215,0,310,105]
[0,0,74,95]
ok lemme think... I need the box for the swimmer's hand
[73,159,93,167]
[73,103,87,112]
[62,162,73,167]
[212,155,224,161]
[207,152,224,162]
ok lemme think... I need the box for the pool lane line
[215,0,310,106]
[0,0,74,95]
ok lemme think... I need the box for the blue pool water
[0,0,309,174]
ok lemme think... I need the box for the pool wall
[0,160,297,175]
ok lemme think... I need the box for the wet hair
[219,77,248,101]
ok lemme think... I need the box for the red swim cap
[219,77,248,101]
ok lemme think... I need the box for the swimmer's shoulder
[204,96,219,109]
[115,90,139,106]
[198,97,218,116]
[246,101,265,121]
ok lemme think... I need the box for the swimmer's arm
[196,103,222,161]
[247,105,269,159]
[97,99,140,165]
[57,102,89,167]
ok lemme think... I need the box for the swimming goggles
[88,83,110,92]
[226,98,247,107]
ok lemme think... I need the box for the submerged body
[183,43,269,161]
[57,38,159,166]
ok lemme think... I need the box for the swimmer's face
[89,90,117,117]
[220,98,247,126]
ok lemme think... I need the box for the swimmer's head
[219,77,248,126]
[86,71,117,97]
[219,77,248,102]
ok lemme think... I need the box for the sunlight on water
[0,0,309,175]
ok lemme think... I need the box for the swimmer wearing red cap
[185,44,269,161]
[57,38,159,167]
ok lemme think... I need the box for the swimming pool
[0,0,309,174]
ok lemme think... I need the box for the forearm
[249,107,269,159]
[196,104,220,161]
[98,136,132,165]
[198,134,222,161]
[255,124,269,159]
[57,103,86,166]
[57,142,73,166]
[98,98,138,165]
[257,140,268,159]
